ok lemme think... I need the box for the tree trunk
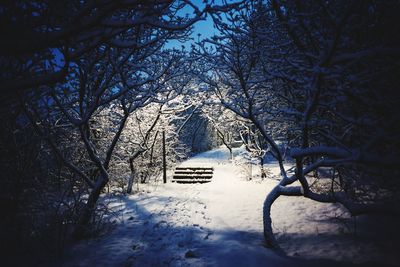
[260,157,266,179]
[127,158,135,194]
[162,130,167,184]
[127,151,143,194]
[73,174,109,239]
[263,182,302,252]
[262,186,281,249]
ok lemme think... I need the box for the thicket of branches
[0,1,241,264]
[196,0,400,248]
[1,0,399,263]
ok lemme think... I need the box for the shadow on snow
[58,194,396,267]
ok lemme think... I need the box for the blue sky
[164,0,225,50]
[164,16,216,50]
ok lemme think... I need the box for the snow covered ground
[61,146,399,267]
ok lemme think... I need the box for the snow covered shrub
[0,110,94,265]
[92,100,191,194]
[233,148,254,181]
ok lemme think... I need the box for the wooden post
[162,130,167,183]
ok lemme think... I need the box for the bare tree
[197,0,400,249]
[201,104,242,160]
[20,44,190,237]
[0,1,212,95]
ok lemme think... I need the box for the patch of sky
[164,0,237,51]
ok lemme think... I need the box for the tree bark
[263,186,281,249]
[263,184,302,250]
[73,173,109,239]
[260,157,266,179]
[127,158,135,194]
[162,131,167,184]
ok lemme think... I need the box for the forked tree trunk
[216,130,233,160]
[73,174,109,239]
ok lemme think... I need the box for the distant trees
[201,104,242,160]
[106,99,191,194]
[197,0,400,249]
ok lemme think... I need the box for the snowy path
[62,147,398,267]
